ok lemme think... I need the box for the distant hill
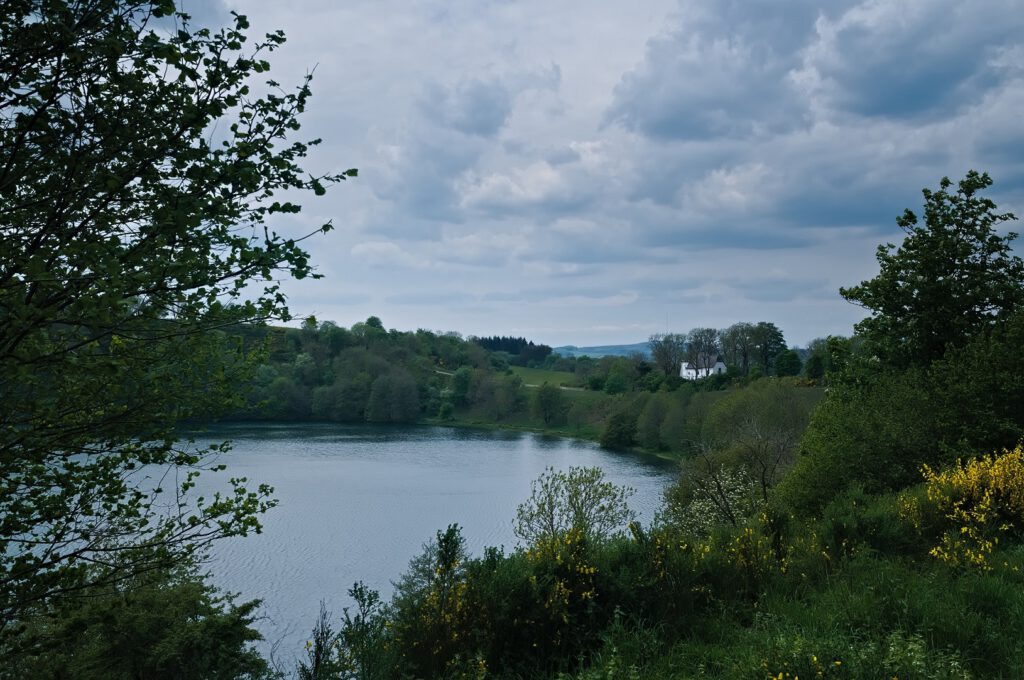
[552,342,651,359]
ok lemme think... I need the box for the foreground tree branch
[0,0,353,632]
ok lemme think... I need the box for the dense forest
[6,3,1024,679]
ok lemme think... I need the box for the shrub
[777,370,941,516]
[818,487,924,559]
[532,382,566,426]
[515,467,635,545]
[8,564,269,680]
[916,446,1024,570]
[661,465,763,537]
[600,412,637,450]
[390,525,471,678]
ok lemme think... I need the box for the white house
[680,354,727,380]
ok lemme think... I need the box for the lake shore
[418,415,683,466]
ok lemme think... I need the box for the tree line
[231,313,836,434]
[649,322,802,379]
[472,335,553,365]
[230,317,545,425]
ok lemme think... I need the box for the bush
[816,487,925,560]
[514,467,635,545]
[389,525,471,678]
[661,464,763,537]
[7,564,269,680]
[601,412,637,450]
[532,382,566,426]
[636,393,669,450]
[777,370,941,516]
[912,446,1024,570]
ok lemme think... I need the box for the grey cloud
[620,92,1022,253]
[612,198,811,251]
[726,277,834,303]
[667,290,727,306]
[312,292,372,307]
[458,162,601,219]
[419,66,560,138]
[802,1,1024,121]
[623,141,740,206]
[966,85,1024,172]
[480,283,644,305]
[420,78,514,137]
[480,291,527,302]
[772,182,915,233]
[608,0,1023,143]
[384,291,478,306]
[977,137,1024,170]
[369,67,563,234]
[370,129,483,228]
[604,2,829,140]
[518,235,649,266]
[383,284,645,315]
[544,146,581,166]
[544,263,604,279]
[607,37,800,140]
[642,222,811,250]
[665,0,853,56]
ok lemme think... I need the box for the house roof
[682,354,725,369]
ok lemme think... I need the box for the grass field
[511,366,579,387]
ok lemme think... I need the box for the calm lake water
[187,423,677,661]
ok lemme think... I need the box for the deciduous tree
[841,171,1022,368]
[514,467,635,544]
[531,382,564,426]
[774,349,802,377]
[649,332,686,376]
[703,379,821,502]
[685,327,720,376]
[750,322,785,373]
[719,322,755,374]
[0,0,350,629]
[600,410,637,450]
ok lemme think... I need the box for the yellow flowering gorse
[918,446,1024,570]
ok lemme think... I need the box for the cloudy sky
[188,0,1024,347]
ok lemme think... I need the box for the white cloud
[459,161,566,210]
[681,163,780,216]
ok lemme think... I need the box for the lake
[188,423,678,661]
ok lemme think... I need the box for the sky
[184,0,1024,348]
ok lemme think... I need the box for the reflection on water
[188,423,676,660]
